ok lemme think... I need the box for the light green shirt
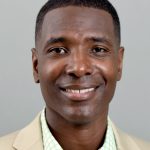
[40,109,117,150]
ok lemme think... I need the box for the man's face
[32,6,124,124]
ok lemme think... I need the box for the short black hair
[35,0,121,44]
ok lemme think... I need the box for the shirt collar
[41,109,117,150]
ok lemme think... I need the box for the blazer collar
[12,113,140,150]
[13,113,43,150]
[110,120,140,150]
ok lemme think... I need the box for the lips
[59,86,99,101]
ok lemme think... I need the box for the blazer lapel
[12,113,143,150]
[13,113,43,150]
[110,120,140,150]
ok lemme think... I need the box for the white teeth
[66,88,94,94]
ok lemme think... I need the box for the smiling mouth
[60,86,99,101]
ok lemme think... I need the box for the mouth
[59,86,99,101]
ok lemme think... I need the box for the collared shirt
[40,109,117,150]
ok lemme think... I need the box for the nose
[65,52,93,78]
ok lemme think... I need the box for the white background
[0,0,150,141]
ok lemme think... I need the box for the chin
[66,115,94,126]
[62,106,97,126]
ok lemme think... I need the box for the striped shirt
[40,109,117,150]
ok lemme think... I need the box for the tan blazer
[0,114,150,150]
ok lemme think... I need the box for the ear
[117,47,124,81]
[31,48,40,83]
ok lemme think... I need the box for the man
[0,0,149,149]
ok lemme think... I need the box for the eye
[91,47,109,56]
[47,47,68,56]
[92,47,107,53]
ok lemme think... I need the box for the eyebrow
[87,36,113,46]
[44,36,113,49]
[45,37,66,47]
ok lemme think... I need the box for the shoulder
[123,132,150,150]
[0,131,19,150]
[0,113,42,150]
[110,120,150,150]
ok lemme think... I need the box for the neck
[46,107,108,150]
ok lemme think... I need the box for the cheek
[95,58,118,101]
[38,59,66,108]
[95,59,118,82]
[39,59,65,82]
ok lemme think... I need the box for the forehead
[38,6,116,48]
